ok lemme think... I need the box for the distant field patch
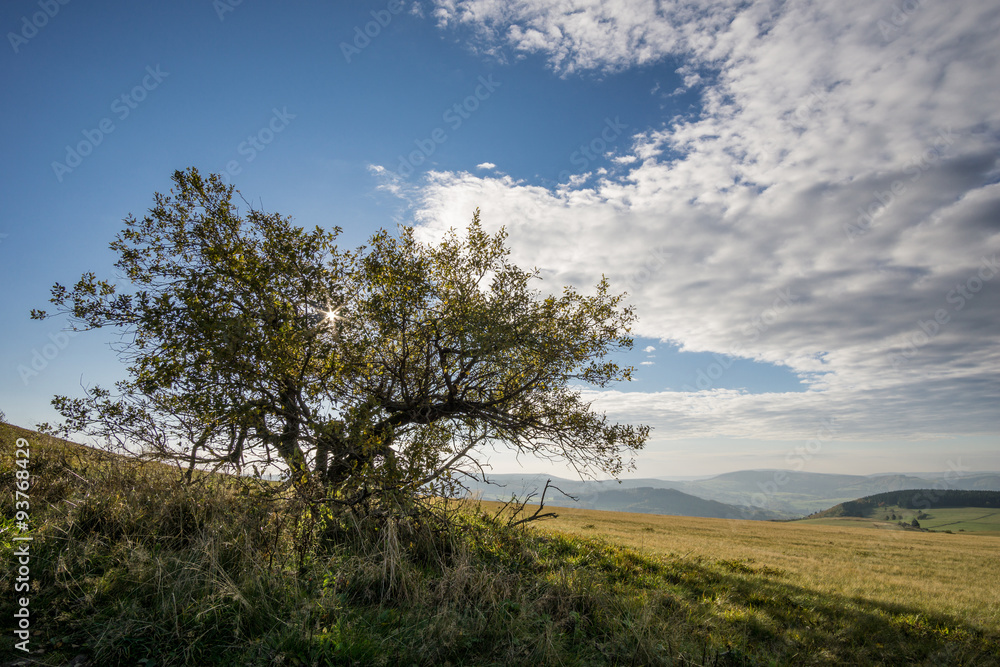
[915,507,1000,534]
[798,505,1000,535]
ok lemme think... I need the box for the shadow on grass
[534,534,1000,666]
[1,423,998,666]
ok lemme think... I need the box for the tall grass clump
[0,424,688,665]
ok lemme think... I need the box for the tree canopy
[33,168,649,513]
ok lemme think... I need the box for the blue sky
[2,0,998,478]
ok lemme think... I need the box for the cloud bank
[413,0,1000,444]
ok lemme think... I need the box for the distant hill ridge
[464,469,1000,518]
[808,489,1000,519]
[564,486,788,521]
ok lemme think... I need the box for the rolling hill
[805,488,1000,519]
[568,486,790,520]
[463,475,793,520]
[465,469,1000,518]
[460,475,793,520]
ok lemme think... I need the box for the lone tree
[33,168,649,515]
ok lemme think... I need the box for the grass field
[4,423,1000,665]
[487,499,1000,636]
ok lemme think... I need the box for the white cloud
[476,162,497,170]
[419,0,1000,446]
[641,361,655,366]
[430,0,740,75]
[681,72,702,88]
[643,345,656,353]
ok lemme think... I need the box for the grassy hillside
[3,423,999,666]
[797,506,1000,536]
[806,489,1000,519]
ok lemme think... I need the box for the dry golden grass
[4,422,998,665]
[485,500,1000,635]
